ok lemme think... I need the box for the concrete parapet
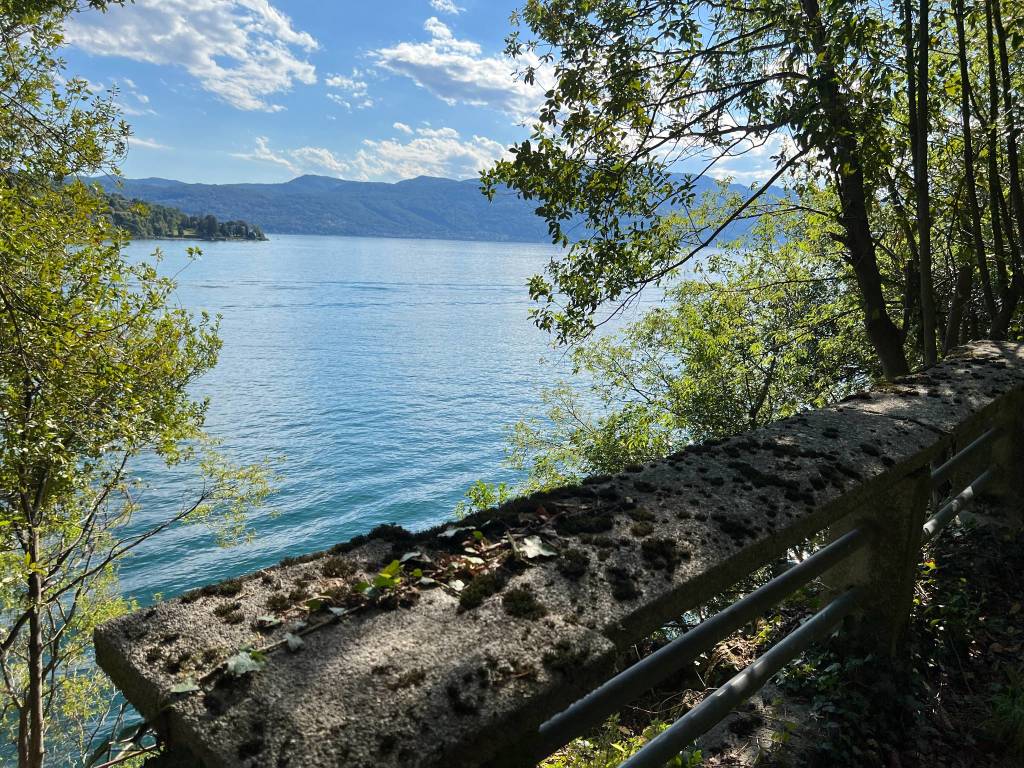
[93,341,1024,767]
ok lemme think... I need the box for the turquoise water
[118,234,571,602]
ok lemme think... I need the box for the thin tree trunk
[984,0,1022,336]
[914,0,937,364]
[955,0,995,322]
[886,176,921,343]
[25,528,44,768]
[993,0,1024,247]
[945,260,974,355]
[802,0,910,378]
[18,705,29,767]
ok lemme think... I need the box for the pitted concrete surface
[94,342,1024,768]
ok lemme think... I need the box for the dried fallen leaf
[520,535,558,559]
[401,551,431,564]
[170,680,201,694]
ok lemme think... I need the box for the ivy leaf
[285,633,304,652]
[170,679,201,694]
[304,596,328,612]
[225,651,266,677]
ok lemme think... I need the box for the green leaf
[304,596,328,612]
[169,680,201,694]
[225,651,266,677]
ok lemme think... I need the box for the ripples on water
[117,234,593,602]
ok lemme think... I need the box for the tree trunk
[955,0,995,321]
[914,0,937,365]
[944,262,974,355]
[24,529,44,768]
[993,0,1024,248]
[17,705,29,767]
[801,0,910,378]
[985,0,1022,337]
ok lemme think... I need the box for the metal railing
[539,424,1003,768]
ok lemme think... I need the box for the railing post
[821,467,931,658]
[988,393,1024,513]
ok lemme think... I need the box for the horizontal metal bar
[538,528,867,749]
[922,466,995,543]
[930,427,999,487]
[616,588,862,768]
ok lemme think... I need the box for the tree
[0,3,271,765]
[506,194,873,490]
[484,0,1024,379]
[198,213,219,239]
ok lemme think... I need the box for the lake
[118,234,578,602]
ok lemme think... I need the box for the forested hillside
[94,174,780,243]
[105,192,267,241]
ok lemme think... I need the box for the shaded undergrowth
[540,512,1024,767]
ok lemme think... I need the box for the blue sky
[62,0,778,185]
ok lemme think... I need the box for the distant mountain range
[92,174,783,244]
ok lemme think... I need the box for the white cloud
[325,69,373,110]
[371,17,549,120]
[325,73,366,94]
[233,128,509,182]
[429,0,464,14]
[128,136,170,150]
[114,77,156,116]
[233,136,299,173]
[66,0,318,112]
[705,132,795,184]
[393,122,414,134]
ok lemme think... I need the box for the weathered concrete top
[95,341,1024,768]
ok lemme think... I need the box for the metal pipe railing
[542,416,1010,768]
[930,427,999,487]
[617,588,863,768]
[538,528,867,749]
[922,467,995,543]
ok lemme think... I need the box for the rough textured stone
[96,341,1024,768]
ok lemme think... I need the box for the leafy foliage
[506,194,872,489]
[105,193,267,241]
[0,2,272,764]
[540,715,702,768]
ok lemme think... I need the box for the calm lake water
[118,234,576,602]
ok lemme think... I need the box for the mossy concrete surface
[93,341,1024,768]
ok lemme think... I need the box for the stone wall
[94,341,1024,768]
